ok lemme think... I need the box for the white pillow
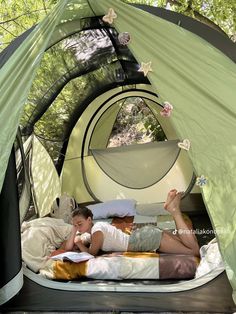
[87,199,136,219]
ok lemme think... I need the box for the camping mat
[40,251,199,281]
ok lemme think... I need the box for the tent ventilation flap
[90,140,180,189]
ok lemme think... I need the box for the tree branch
[13,19,28,31]
[41,0,48,14]
[0,9,48,25]
[166,0,229,37]
[0,24,16,37]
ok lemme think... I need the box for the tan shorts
[128,225,163,252]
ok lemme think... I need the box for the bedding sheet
[39,251,199,281]
[21,217,72,272]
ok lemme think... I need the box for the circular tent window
[89,96,181,190]
[63,85,196,203]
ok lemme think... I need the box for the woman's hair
[72,207,93,219]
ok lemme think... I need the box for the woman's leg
[159,190,200,256]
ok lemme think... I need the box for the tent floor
[1,271,236,312]
[0,310,234,314]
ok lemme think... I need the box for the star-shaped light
[196,175,208,187]
[138,61,153,77]
[102,8,117,24]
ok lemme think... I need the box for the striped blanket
[40,251,199,281]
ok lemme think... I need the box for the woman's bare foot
[164,189,177,210]
[165,191,184,216]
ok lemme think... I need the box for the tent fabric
[89,0,236,301]
[0,0,235,305]
[89,101,123,150]
[30,136,61,217]
[91,140,180,189]
[0,149,22,303]
[62,85,194,203]
[132,4,236,63]
[15,132,32,222]
[0,0,71,193]
[0,27,36,70]
[83,150,194,203]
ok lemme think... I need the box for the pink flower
[160,102,173,117]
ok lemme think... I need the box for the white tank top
[91,222,129,251]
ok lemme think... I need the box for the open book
[50,251,94,263]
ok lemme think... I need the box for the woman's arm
[75,231,103,256]
[64,226,78,251]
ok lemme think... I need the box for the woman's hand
[75,231,104,256]
[74,235,82,246]
[72,225,79,233]
[64,225,79,251]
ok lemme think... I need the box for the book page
[50,251,94,263]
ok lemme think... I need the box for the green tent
[0,0,236,311]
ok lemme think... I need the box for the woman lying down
[62,189,200,257]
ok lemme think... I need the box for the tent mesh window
[107,96,166,147]
[20,20,147,172]
[91,140,180,189]
[88,96,181,189]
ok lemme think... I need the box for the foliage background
[1,0,235,152]
[1,0,235,53]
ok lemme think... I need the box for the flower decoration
[118,32,131,45]
[196,175,208,187]
[178,139,191,151]
[160,101,173,117]
[102,8,117,24]
[138,61,153,76]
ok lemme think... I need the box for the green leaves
[0,0,235,52]
[0,0,54,52]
